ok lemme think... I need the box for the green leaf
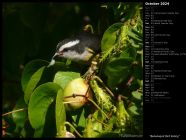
[92,121,102,136]
[70,107,87,129]
[34,128,43,138]
[22,60,72,105]
[116,99,129,129]
[56,88,66,137]
[77,108,86,128]
[133,59,143,80]
[141,51,143,68]
[132,91,143,100]
[43,101,57,137]
[104,58,133,88]
[128,105,139,116]
[24,66,45,104]
[53,71,80,89]
[12,97,27,133]
[83,112,103,138]
[104,116,117,132]
[129,28,143,42]
[21,59,48,92]
[128,38,140,48]
[101,22,123,52]
[28,82,61,137]
[37,61,77,87]
[83,116,94,138]
[20,119,34,138]
[120,46,137,60]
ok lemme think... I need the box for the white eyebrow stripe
[59,40,80,52]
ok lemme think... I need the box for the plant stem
[83,24,94,34]
[92,116,109,127]
[65,122,82,138]
[87,98,109,119]
[64,94,86,99]
[2,108,27,116]
[119,95,128,101]
[93,76,114,97]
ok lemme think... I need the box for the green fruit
[63,78,92,111]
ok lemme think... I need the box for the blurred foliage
[2,2,143,138]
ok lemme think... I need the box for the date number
[160,2,169,5]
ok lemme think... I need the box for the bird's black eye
[63,48,69,52]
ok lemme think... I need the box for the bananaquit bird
[48,32,100,67]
